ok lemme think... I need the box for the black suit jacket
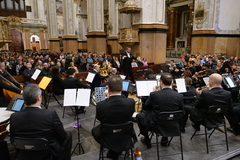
[96,95,135,124]
[143,88,183,136]
[191,87,232,124]
[52,74,64,95]
[93,95,136,152]
[121,52,136,69]
[63,76,89,89]
[90,70,108,90]
[195,87,232,111]
[10,107,67,160]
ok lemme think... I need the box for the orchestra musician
[51,66,64,95]
[136,73,183,148]
[0,62,22,107]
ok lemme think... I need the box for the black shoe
[140,137,152,149]
[192,123,200,131]
[160,137,168,146]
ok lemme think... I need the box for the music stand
[71,106,85,156]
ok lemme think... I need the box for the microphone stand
[71,106,85,156]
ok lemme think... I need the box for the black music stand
[71,106,85,156]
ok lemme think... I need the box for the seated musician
[91,75,136,159]
[51,66,64,95]
[10,84,72,160]
[63,68,90,113]
[136,73,183,148]
[180,77,196,133]
[0,62,23,89]
[89,64,108,92]
[23,63,35,85]
[190,73,240,134]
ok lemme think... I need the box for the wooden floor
[7,93,240,160]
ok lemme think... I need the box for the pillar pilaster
[107,0,119,54]
[187,3,193,48]
[134,0,167,64]
[167,7,175,48]
[46,0,60,51]
[23,28,31,50]
[87,0,106,53]
[39,29,46,50]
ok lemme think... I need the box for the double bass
[0,72,21,103]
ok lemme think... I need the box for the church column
[87,0,106,53]
[174,8,179,43]
[135,0,168,64]
[167,7,175,48]
[187,3,193,48]
[107,0,119,54]
[46,0,60,51]
[39,29,46,49]
[62,0,78,53]
[76,0,88,52]
[23,28,31,50]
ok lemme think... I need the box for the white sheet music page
[76,89,91,107]
[176,79,187,93]
[226,77,235,88]
[86,72,96,83]
[31,69,41,80]
[136,81,157,96]
[64,89,77,106]
[203,77,209,87]
[136,81,148,96]
[146,81,158,95]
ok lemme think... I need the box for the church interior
[1,0,240,160]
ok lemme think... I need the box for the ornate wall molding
[214,0,240,34]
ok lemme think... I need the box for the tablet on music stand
[122,81,130,92]
[6,95,24,112]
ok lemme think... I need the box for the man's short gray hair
[23,84,42,106]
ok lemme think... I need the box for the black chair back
[158,110,183,121]
[156,110,183,137]
[204,105,228,129]
[207,105,228,114]
[100,121,136,153]
[13,137,52,160]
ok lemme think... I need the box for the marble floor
[7,93,240,160]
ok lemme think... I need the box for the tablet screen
[122,81,130,91]
[12,99,24,111]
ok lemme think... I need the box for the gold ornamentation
[119,27,139,44]
[3,16,22,28]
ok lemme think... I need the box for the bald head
[209,73,222,87]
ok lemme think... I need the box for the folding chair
[190,105,229,154]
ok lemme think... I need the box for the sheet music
[203,77,209,87]
[95,87,107,103]
[38,76,52,90]
[175,79,187,93]
[136,80,157,96]
[64,89,77,106]
[86,72,96,83]
[120,75,126,80]
[156,75,161,80]
[226,77,235,88]
[76,89,91,107]
[31,69,41,80]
